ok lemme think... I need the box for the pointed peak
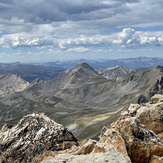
[69,62,99,77]
[76,62,92,68]
[73,62,95,72]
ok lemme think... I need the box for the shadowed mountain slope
[0,62,65,82]
[0,64,162,140]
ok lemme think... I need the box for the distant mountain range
[0,62,162,140]
[0,57,162,82]
[42,57,163,69]
[0,62,65,82]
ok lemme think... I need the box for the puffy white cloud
[0,33,53,48]
[114,28,163,47]
[113,28,139,46]
[57,28,163,48]
[0,28,163,50]
[67,47,89,53]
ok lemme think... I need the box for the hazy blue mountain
[0,57,162,83]
[42,57,163,69]
[0,62,65,82]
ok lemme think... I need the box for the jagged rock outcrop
[39,95,163,163]
[0,113,77,162]
[136,98,163,140]
[107,94,163,163]
[107,115,163,163]
[151,94,163,104]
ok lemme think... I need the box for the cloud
[113,28,140,47]
[0,33,52,48]
[0,0,124,24]
[67,47,89,53]
[0,0,163,35]
[57,28,163,49]
[112,28,163,47]
[0,28,163,50]
[0,0,163,65]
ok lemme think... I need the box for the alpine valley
[0,58,162,162]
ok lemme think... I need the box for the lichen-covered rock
[100,118,163,163]
[127,103,141,115]
[112,95,163,163]
[0,113,77,162]
[99,126,128,157]
[136,102,163,137]
[151,94,163,104]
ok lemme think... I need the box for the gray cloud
[0,0,162,35]
[0,0,141,25]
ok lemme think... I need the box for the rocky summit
[0,113,77,162]
[36,95,163,163]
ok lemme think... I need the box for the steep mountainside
[0,64,162,140]
[97,66,136,79]
[49,62,108,89]
[0,74,29,98]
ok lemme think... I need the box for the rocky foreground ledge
[0,94,163,163]
[0,113,77,162]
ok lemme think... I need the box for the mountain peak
[73,62,95,72]
[67,62,107,85]
[50,62,107,90]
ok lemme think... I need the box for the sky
[0,0,163,63]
